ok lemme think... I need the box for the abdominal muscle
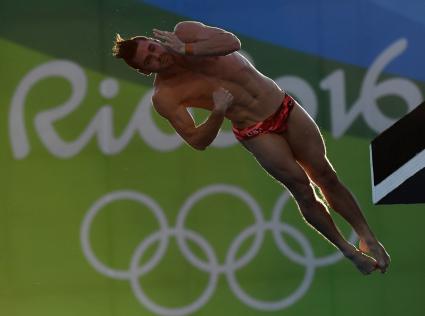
[160,68,285,128]
[224,80,285,128]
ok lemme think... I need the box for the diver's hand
[213,88,233,114]
[153,28,185,54]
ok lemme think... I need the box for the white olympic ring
[80,184,357,315]
[80,191,170,279]
[176,185,266,273]
[130,229,219,316]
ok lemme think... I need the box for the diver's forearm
[189,109,225,150]
[186,33,241,56]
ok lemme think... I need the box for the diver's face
[132,39,174,73]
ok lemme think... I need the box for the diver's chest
[175,75,219,98]
[172,68,245,100]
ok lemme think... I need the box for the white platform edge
[371,146,425,204]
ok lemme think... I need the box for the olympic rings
[80,184,355,315]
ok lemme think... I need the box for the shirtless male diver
[112,21,390,275]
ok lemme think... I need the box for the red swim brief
[232,93,295,141]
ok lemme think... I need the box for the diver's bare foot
[345,248,379,275]
[359,239,391,273]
